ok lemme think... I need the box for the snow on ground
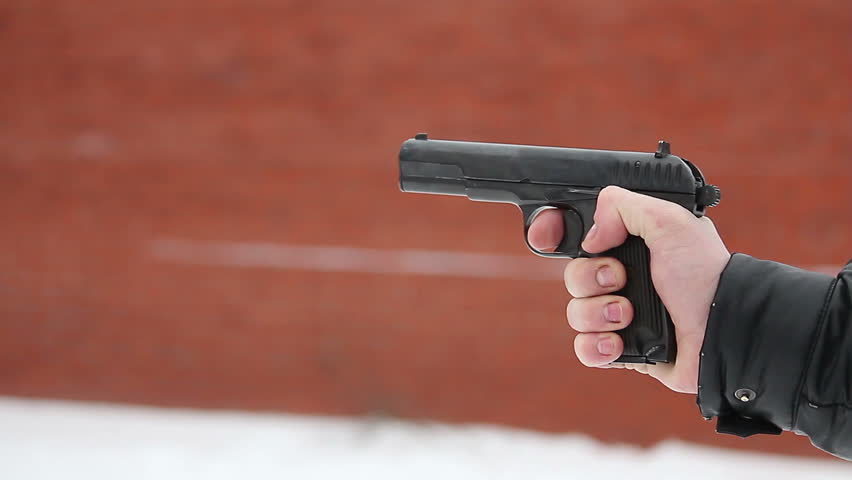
[0,397,849,479]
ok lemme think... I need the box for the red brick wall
[2,0,850,459]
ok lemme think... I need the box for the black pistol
[398,133,721,365]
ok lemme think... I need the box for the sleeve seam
[791,276,839,429]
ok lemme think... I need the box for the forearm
[697,254,852,459]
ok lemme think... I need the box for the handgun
[398,133,721,364]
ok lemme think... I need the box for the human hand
[527,186,731,393]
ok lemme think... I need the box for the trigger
[555,209,584,256]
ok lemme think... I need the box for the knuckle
[653,203,694,231]
[564,257,623,297]
[566,300,580,331]
[573,335,598,367]
[566,298,596,332]
[562,259,588,297]
[573,333,620,367]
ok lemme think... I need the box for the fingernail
[596,265,615,288]
[597,338,615,356]
[585,224,598,242]
[603,302,622,323]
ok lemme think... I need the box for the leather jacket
[697,254,852,459]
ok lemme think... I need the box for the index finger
[526,208,564,252]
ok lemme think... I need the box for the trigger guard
[555,208,584,256]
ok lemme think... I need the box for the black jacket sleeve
[697,254,852,459]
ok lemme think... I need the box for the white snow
[0,397,849,479]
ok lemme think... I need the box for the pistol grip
[527,206,676,364]
[599,235,676,364]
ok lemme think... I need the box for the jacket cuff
[697,253,835,437]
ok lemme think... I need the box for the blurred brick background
[1,0,851,460]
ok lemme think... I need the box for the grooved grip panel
[599,235,676,364]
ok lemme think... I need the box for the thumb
[581,186,695,254]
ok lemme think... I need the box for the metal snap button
[734,388,756,403]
